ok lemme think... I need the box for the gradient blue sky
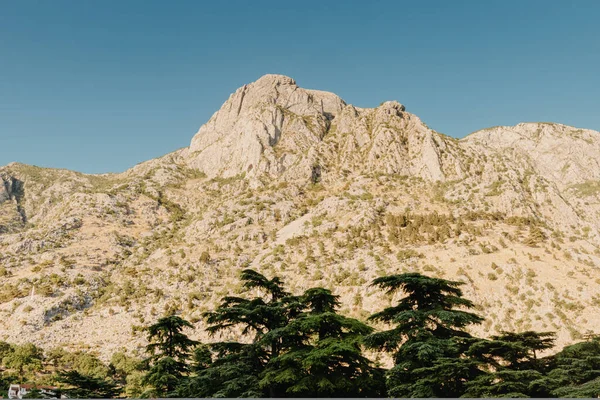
[2,1,599,173]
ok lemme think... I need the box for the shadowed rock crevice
[1,175,27,226]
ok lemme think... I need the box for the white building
[7,384,61,399]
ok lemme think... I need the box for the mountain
[1,74,599,360]
[183,74,459,182]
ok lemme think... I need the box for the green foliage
[53,350,110,378]
[571,180,600,197]
[199,250,211,264]
[56,370,120,398]
[487,331,555,369]
[145,315,198,361]
[259,287,386,397]
[546,337,600,397]
[366,273,483,349]
[365,273,484,397]
[186,269,299,397]
[109,352,145,397]
[142,315,198,396]
[464,369,549,398]
[0,371,19,392]
[0,341,13,359]
[184,270,385,397]
[524,225,546,247]
[110,352,142,376]
[385,211,478,245]
[464,331,556,397]
[177,342,264,398]
[485,179,504,196]
[396,248,424,261]
[0,283,28,303]
[2,343,44,374]
[141,357,185,397]
[141,190,186,222]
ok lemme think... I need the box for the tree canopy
[365,273,484,397]
[142,315,198,397]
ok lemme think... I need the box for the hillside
[1,74,600,360]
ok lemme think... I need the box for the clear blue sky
[1,1,599,173]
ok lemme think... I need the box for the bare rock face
[0,177,12,204]
[186,74,461,182]
[186,74,344,179]
[0,173,20,203]
[463,123,600,188]
[322,100,462,181]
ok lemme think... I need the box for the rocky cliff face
[0,75,599,360]
[186,74,340,180]
[464,122,600,187]
[185,74,462,182]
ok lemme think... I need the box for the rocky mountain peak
[184,75,459,182]
[184,74,349,180]
[252,73,297,87]
[378,100,406,114]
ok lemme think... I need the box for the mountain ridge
[3,75,598,182]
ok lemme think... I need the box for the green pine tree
[55,370,120,399]
[365,272,484,397]
[546,336,600,397]
[463,331,556,397]
[179,269,301,397]
[177,341,265,398]
[142,315,198,397]
[259,287,386,397]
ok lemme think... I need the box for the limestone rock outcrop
[185,74,462,182]
[186,74,343,179]
[463,122,600,188]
